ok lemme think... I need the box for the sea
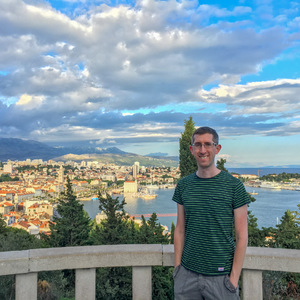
[81,168,300,231]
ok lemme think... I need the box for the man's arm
[230,204,248,288]
[174,203,185,267]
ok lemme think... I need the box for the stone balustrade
[0,245,299,300]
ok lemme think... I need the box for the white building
[133,162,140,179]
[3,163,13,174]
[124,180,137,193]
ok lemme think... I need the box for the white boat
[260,182,281,189]
[140,193,157,200]
[249,190,258,195]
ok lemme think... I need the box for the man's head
[191,127,219,145]
[190,126,221,173]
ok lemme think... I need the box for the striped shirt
[173,170,250,276]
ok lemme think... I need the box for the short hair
[191,126,219,145]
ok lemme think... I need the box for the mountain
[0,138,62,161]
[0,138,178,167]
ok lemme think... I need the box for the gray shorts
[173,265,240,300]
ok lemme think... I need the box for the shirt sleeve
[233,179,251,209]
[172,180,183,205]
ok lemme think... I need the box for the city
[2,158,300,237]
[0,159,180,236]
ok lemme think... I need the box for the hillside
[0,138,178,167]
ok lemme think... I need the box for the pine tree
[92,192,136,245]
[137,213,169,244]
[48,177,91,247]
[91,192,139,300]
[179,116,197,178]
[216,158,228,172]
[274,209,300,249]
[136,213,172,299]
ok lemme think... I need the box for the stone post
[132,266,152,300]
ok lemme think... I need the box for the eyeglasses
[192,142,217,149]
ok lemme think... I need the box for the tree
[0,227,47,299]
[48,177,91,247]
[92,192,136,245]
[91,192,138,300]
[47,177,92,298]
[179,116,197,178]
[136,213,173,299]
[170,222,175,244]
[91,193,175,299]
[137,213,169,244]
[0,214,7,234]
[263,209,300,299]
[273,209,300,249]
[216,158,228,172]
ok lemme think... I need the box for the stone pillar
[242,269,263,300]
[16,272,38,300]
[75,268,96,300]
[132,266,152,300]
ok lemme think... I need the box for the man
[173,126,250,300]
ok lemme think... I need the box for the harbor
[82,183,300,231]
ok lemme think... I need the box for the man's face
[189,133,221,170]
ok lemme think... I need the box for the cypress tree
[179,116,197,178]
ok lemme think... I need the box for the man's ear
[216,144,222,154]
[189,145,193,154]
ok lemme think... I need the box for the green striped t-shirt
[172,171,250,276]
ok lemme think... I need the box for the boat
[260,182,281,190]
[249,190,258,195]
[140,193,157,200]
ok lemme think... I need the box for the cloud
[0,0,300,158]
[197,79,300,115]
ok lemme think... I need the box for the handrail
[0,245,299,300]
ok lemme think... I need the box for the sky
[1,0,300,167]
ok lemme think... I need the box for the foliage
[272,209,300,249]
[0,227,47,299]
[48,177,91,247]
[91,192,136,245]
[170,222,175,244]
[0,214,7,234]
[216,158,228,172]
[260,172,300,182]
[91,192,136,299]
[262,207,300,299]
[179,116,197,178]
[46,177,92,298]
[90,192,174,299]
[137,214,169,244]
[0,174,19,182]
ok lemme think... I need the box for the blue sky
[1,0,300,167]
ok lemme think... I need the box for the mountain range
[0,138,178,167]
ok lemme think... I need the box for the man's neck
[196,167,221,179]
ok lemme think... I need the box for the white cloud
[16,94,45,110]
[0,0,300,163]
[197,79,300,115]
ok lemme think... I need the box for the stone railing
[0,245,299,300]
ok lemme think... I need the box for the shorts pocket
[172,264,181,279]
[224,275,237,293]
